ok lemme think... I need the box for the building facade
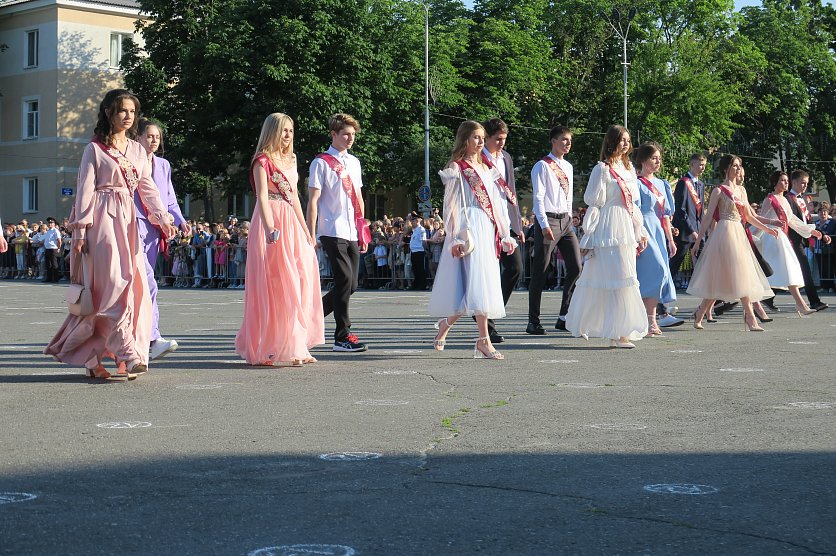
[0,0,144,225]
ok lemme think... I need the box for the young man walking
[307,113,369,352]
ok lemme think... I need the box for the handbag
[65,249,94,316]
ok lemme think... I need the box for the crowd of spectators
[4,201,835,292]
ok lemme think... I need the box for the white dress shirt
[43,227,61,249]
[530,153,573,229]
[309,146,364,241]
[410,224,427,252]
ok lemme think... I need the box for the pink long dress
[235,155,324,364]
[44,140,169,371]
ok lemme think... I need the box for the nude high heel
[434,318,451,351]
[795,304,816,318]
[474,337,504,359]
[744,314,764,332]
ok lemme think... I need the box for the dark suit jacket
[671,173,704,241]
[784,191,809,251]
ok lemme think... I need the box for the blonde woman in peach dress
[44,89,176,380]
[235,113,324,366]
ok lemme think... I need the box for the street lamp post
[421,1,431,218]
[600,8,637,129]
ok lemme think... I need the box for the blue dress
[635,177,676,303]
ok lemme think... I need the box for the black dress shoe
[762,299,780,312]
[526,323,546,335]
[811,302,829,312]
[713,301,738,316]
[554,319,567,331]
[489,333,505,344]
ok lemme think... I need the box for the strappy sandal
[473,336,504,360]
[434,318,451,351]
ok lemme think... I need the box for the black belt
[546,212,568,219]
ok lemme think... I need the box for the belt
[546,212,568,219]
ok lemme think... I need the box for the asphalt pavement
[1,281,834,555]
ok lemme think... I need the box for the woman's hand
[501,237,516,255]
[812,230,823,240]
[667,239,677,257]
[451,243,466,258]
[691,239,701,259]
[73,239,85,254]
[638,236,648,253]
[161,223,178,240]
[766,227,779,237]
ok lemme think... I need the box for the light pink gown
[235,155,325,364]
[44,140,169,371]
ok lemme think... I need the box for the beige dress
[686,187,772,301]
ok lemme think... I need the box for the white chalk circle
[249,545,356,556]
[96,422,152,429]
[355,399,409,406]
[644,484,719,495]
[384,349,422,355]
[589,423,647,431]
[0,492,37,505]
[718,368,767,373]
[670,349,703,354]
[556,383,605,389]
[175,384,225,390]
[785,402,833,409]
[374,370,417,375]
[539,359,579,364]
[788,341,818,345]
[319,452,382,461]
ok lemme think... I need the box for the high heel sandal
[474,337,504,360]
[744,315,764,332]
[86,365,133,381]
[434,318,451,351]
[692,311,704,330]
[795,305,816,318]
[647,324,663,337]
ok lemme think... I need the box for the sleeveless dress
[428,164,510,319]
[635,177,676,303]
[756,193,815,289]
[686,188,772,301]
[235,156,325,364]
[566,161,647,341]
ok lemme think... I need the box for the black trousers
[44,248,60,282]
[486,241,523,336]
[528,216,581,324]
[320,236,360,342]
[791,241,821,306]
[669,237,692,282]
[410,251,427,290]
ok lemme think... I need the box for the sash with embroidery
[315,153,372,247]
[607,165,634,217]
[542,155,571,202]
[93,139,170,259]
[455,159,502,258]
[682,175,703,218]
[637,176,670,234]
[251,155,294,206]
[767,193,788,235]
[713,185,748,225]
[481,151,517,206]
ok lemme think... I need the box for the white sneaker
[150,338,179,360]
[658,314,685,327]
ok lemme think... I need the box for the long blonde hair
[253,112,294,162]
[449,120,485,162]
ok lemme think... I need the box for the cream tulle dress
[566,161,648,341]
[686,186,773,301]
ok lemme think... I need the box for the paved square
[1,281,834,554]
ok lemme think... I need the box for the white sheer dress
[566,161,648,341]
[756,193,816,289]
[428,163,512,319]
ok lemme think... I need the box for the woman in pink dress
[44,89,176,380]
[235,113,325,366]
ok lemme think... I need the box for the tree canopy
[122,0,836,213]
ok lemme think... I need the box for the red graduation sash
[607,165,634,217]
[481,151,517,206]
[682,175,703,218]
[93,140,169,259]
[251,155,294,206]
[316,153,372,247]
[767,193,789,235]
[713,184,748,225]
[542,155,571,202]
[456,159,501,258]
[637,175,670,234]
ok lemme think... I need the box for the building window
[25,29,39,68]
[23,177,39,213]
[23,97,39,139]
[110,32,131,68]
